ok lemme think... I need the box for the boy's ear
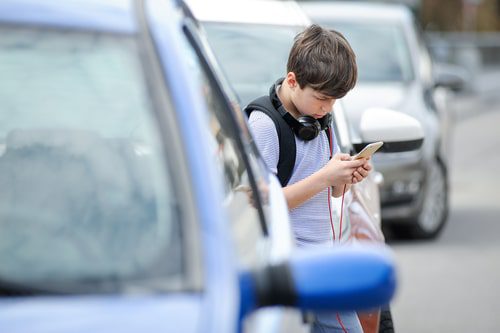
[285,72,298,89]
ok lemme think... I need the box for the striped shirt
[248,110,341,246]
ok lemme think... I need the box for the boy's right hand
[322,153,367,186]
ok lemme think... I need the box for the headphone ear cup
[297,116,321,141]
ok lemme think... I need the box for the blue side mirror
[239,245,397,318]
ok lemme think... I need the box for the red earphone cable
[339,184,347,241]
[328,186,336,241]
[336,313,349,333]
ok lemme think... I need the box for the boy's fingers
[359,165,370,175]
[345,158,366,168]
[353,170,363,181]
[334,153,351,161]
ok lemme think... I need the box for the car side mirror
[433,62,467,92]
[355,108,424,153]
[239,245,397,319]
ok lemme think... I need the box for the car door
[179,17,309,333]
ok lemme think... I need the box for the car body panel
[0,0,135,33]
[145,1,240,331]
[0,295,202,333]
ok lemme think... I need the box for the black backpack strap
[245,96,296,187]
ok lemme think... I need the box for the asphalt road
[390,90,500,332]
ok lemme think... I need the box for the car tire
[391,158,448,239]
[378,307,394,333]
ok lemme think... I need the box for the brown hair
[287,24,357,98]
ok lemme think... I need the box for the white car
[301,1,464,239]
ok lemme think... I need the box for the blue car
[0,1,396,332]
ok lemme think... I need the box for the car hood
[342,80,439,160]
[342,81,423,130]
[0,294,202,333]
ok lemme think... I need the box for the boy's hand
[352,159,372,184]
[322,153,367,186]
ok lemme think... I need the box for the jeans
[311,311,363,333]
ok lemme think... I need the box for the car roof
[300,1,412,24]
[185,0,310,26]
[0,0,135,33]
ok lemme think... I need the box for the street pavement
[390,66,500,333]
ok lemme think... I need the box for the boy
[247,25,371,333]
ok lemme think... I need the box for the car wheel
[415,158,449,238]
[390,158,448,240]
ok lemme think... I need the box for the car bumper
[373,151,426,222]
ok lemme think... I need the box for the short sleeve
[328,128,341,155]
[333,141,341,155]
[248,111,280,174]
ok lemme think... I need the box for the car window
[0,27,185,293]
[315,20,415,83]
[180,30,267,268]
[203,23,300,106]
[201,21,305,173]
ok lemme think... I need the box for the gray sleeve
[248,111,280,174]
[330,128,341,155]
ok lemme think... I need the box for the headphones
[269,78,331,141]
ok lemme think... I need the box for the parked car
[301,1,465,239]
[0,0,397,333]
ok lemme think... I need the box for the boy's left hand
[352,158,372,184]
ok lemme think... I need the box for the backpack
[245,95,332,187]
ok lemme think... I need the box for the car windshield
[203,23,301,106]
[315,20,414,83]
[0,27,183,293]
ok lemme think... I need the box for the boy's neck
[276,82,301,119]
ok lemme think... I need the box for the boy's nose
[321,104,332,113]
[322,99,335,110]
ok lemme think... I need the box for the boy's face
[293,85,336,119]
[286,74,336,119]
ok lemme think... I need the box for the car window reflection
[0,28,183,292]
[181,36,266,268]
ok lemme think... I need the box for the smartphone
[352,141,384,160]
